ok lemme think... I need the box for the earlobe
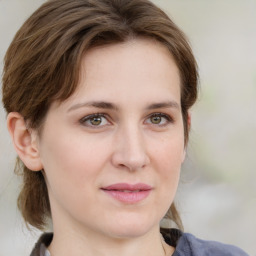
[7,112,43,171]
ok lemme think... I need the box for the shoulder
[30,233,53,256]
[163,229,249,256]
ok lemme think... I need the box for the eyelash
[146,113,173,126]
[79,112,173,128]
[79,113,109,127]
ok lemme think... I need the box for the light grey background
[1,0,256,255]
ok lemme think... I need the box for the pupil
[151,116,161,124]
[90,117,102,125]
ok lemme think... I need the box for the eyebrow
[68,101,118,112]
[146,101,180,110]
[67,100,180,112]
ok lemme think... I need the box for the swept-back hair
[2,0,198,230]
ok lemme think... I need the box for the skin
[8,38,186,256]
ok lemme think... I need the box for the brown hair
[2,0,198,230]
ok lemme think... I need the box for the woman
[2,0,248,255]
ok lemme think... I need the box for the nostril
[112,153,150,171]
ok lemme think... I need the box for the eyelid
[150,112,173,120]
[145,112,174,125]
[78,112,173,128]
[79,113,111,127]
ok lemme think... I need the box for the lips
[101,183,152,203]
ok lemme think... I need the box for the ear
[187,111,192,131]
[7,112,43,171]
[182,111,192,162]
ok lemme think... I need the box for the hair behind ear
[7,112,50,229]
[15,158,51,230]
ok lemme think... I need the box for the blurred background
[0,0,255,255]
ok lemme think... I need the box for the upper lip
[102,183,152,191]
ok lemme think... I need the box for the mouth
[101,183,152,203]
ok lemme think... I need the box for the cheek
[149,136,183,217]
[152,132,185,169]
[39,133,112,217]
[39,132,110,193]
[151,133,184,191]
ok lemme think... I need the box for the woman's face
[36,38,185,239]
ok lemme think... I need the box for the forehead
[78,39,179,95]
[52,38,181,112]
[82,38,179,79]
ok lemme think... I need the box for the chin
[104,214,159,239]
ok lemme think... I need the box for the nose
[111,125,150,171]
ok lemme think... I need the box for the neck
[48,224,173,256]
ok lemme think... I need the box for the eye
[80,114,110,127]
[146,113,173,126]
[150,115,162,124]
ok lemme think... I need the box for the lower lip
[102,190,151,203]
